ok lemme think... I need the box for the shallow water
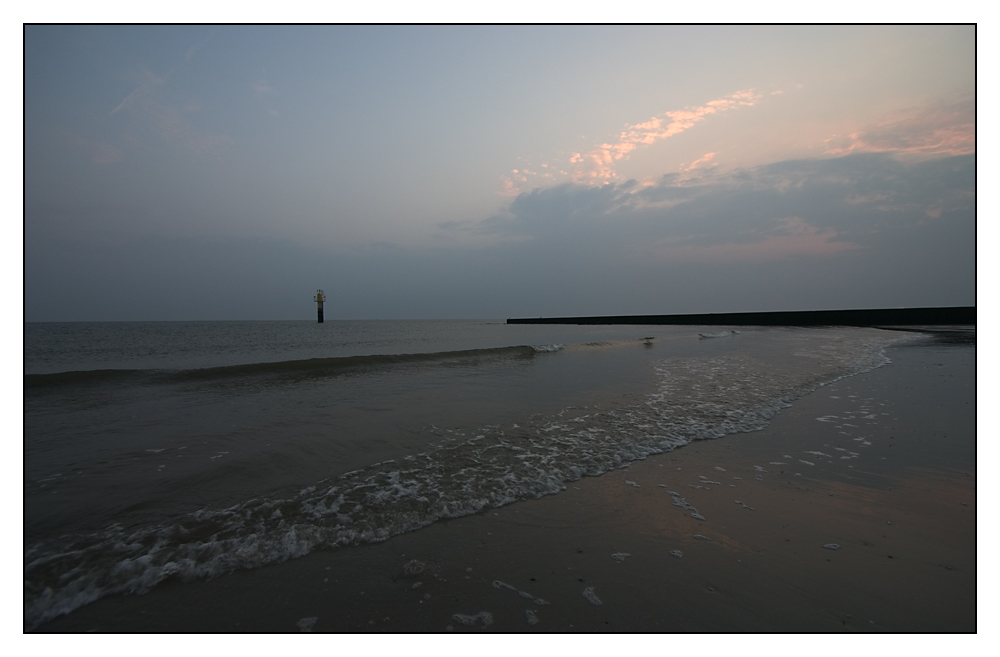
[24,320,903,629]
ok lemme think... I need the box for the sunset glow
[24,25,974,320]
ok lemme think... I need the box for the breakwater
[507,306,975,326]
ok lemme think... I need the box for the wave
[24,331,904,630]
[565,337,657,350]
[23,369,147,389]
[25,344,562,389]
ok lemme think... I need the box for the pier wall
[506,306,975,327]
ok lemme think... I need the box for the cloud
[681,152,716,173]
[574,90,759,182]
[108,69,232,158]
[24,153,973,321]
[110,68,164,116]
[64,132,125,164]
[251,75,281,118]
[252,79,273,95]
[483,152,973,264]
[825,99,974,158]
[92,143,124,163]
[501,89,762,194]
[110,85,145,116]
[643,216,861,262]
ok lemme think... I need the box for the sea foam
[24,328,905,630]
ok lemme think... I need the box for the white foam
[666,490,704,520]
[25,328,904,630]
[453,611,493,627]
[297,617,317,632]
[403,559,426,575]
[493,580,549,605]
[582,587,602,605]
[611,552,630,562]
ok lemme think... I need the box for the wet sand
[37,333,975,632]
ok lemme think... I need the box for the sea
[24,319,904,629]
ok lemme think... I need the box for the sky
[23,25,976,321]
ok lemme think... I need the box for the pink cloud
[825,99,974,158]
[569,90,761,183]
[503,89,763,195]
[647,217,861,263]
[681,152,716,172]
[499,177,520,196]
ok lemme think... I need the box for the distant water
[24,320,903,629]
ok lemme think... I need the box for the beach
[35,329,975,632]
[25,24,977,637]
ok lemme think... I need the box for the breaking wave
[25,345,551,389]
[24,330,903,630]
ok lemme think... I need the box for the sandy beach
[37,331,975,633]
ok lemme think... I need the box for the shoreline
[35,333,975,632]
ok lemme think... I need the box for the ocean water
[24,320,902,629]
